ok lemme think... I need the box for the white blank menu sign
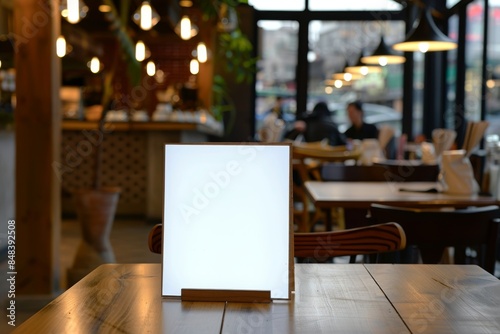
[162,144,291,299]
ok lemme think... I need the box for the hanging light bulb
[90,57,100,73]
[146,61,156,76]
[179,0,193,7]
[67,0,79,23]
[361,36,406,66]
[345,55,382,75]
[197,42,208,63]
[135,40,146,62]
[61,0,88,24]
[190,59,199,75]
[180,16,192,40]
[141,2,152,30]
[56,36,66,58]
[332,61,363,81]
[0,60,2,69]
[132,1,160,31]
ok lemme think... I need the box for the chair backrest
[321,162,440,182]
[293,222,406,263]
[370,204,500,274]
[148,224,162,254]
[292,144,361,231]
[148,222,407,264]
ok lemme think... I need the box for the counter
[60,119,223,220]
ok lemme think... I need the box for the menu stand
[181,289,271,303]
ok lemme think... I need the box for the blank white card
[162,144,291,299]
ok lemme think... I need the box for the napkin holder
[420,142,436,164]
[359,139,385,165]
[440,150,479,195]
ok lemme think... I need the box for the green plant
[199,0,257,130]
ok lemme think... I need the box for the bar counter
[60,119,223,219]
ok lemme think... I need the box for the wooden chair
[292,144,361,232]
[294,222,406,263]
[369,204,500,274]
[148,224,162,254]
[148,222,407,265]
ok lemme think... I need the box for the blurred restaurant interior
[1,0,500,330]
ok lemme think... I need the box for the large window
[254,14,405,139]
[486,2,500,137]
[307,21,404,133]
[249,0,402,11]
[255,20,298,132]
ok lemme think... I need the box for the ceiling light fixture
[89,57,100,73]
[98,4,112,13]
[146,61,156,76]
[196,42,208,63]
[190,59,199,75]
[361,36,406,66]
[132,1,160,31]
[60,0,88,24]
[135,41,146,62]
[179,0,193,7]
[392,8,457,53]
[345,55,382,75]
[56,36,66,58]
[175,16,199,40]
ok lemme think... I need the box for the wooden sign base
[181,289,271,303]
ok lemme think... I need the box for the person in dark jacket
[344,100,379,140]
[287,101,345,146]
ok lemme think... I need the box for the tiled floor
[1,218,499,333]
[0,218,161,333]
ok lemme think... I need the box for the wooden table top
[305,181,500,209]
[14,263,500,334]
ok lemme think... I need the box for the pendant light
[146,61,156,76]
[89,57,100,73]
[324,79,353,88]
[190,59,199,75]
[135,41,146,62]
[60,0,88,24]
[345,55,382,75]
[175,16,199,40]
[332,61,363,82]
[132,1,160,31]
[392,8,457,53]
[56,36,67,58]
[196,42,208,63]
[361,36,406,66]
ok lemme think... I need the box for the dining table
[13,263,500,333]
[305,181,500,230]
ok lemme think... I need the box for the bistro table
[305,181,500,230]
[14,263,500,333]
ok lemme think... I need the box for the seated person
[286,101,345,146]
[344,101,379,140]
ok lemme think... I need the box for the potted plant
[68,0,141,285]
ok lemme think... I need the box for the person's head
[347,101,364,128]
[312,101,330,118]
